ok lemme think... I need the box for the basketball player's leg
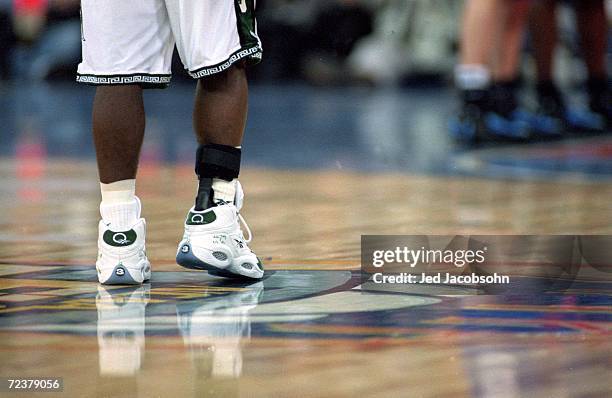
[575,0,607,81]
[530,0,557,84]
[459,0,504,68]
[451,0,500,142]
[489,0,531,124]
[529,0,569,131]
[488,0,564,138]
[90,89,150,285]
[574,0,610,124]
[530,0,607,131]
[492,0,531,83]
[77,0,174,284]
[193,63,248,147]
[168,0,264,279]
[93,85,145,183]
[455,0,502,104]
[92,87,146,282]
[191,63,247,210]
[452,0,529,142]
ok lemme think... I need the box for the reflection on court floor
[0,83,611,397]
[1,263,610,397]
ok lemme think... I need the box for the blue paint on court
[0,267,610,338]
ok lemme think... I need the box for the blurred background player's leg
[451,0,501,142]
[530,0,608,132]
[575,0,611,127]
[488,0,535,138]
[492,0,531,83]
[451,0,529,143]
[530,0,565,126]
[455,0,500,106]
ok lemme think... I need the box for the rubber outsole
[101,264,139,285]
[176,243,262,281]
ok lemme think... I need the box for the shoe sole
[176,243,263,280]
[99,264,150,285]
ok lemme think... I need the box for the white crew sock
[454,64,491,91]
[99,179,140,230]
[212,179,237,204]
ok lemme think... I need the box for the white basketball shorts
[77,0,262,88]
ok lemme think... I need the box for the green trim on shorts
[188,0,263,79]
[188,46,262,79]
[234,0,263,67]
[188,1,262,79]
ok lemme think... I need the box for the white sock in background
[99,179,140,230]
[454,64,491,91]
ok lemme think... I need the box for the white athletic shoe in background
[176,181,264,280]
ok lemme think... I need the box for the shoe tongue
[214,199,233,207]
[212,183,243,209]
[234,181,244,211]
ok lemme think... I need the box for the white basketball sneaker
[96,201,151,284]
[176,181,264,280]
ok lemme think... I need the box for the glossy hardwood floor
[0,158,611,398]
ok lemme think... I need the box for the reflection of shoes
[96,285,150,376]
[176,181,264,280]
[176,282,264,378]
[96,198,151,285]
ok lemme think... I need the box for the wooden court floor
[0,158,611,397]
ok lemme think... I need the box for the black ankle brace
[194,144,241,211]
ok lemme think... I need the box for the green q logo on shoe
[103,230,137,247]
[186,211,216,225]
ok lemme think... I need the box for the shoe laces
[238,213,252,244]
[216,199,252,244]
